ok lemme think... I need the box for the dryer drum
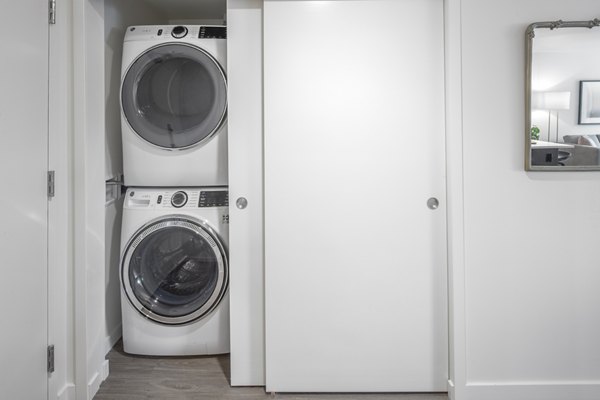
[121,43,227,150]
[121,217,228,325]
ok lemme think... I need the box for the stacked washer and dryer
[119,25,230,355]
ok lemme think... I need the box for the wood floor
[95,341,449,400]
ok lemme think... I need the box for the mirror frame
[525,18,600,171]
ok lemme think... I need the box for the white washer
[121,25,228,187]
[120,187,229,355]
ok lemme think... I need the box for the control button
[171,26,188,39]
[171,191,188,208]
[157,195,162,204]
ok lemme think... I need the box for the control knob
[171,191,188,208]
[171,26,188,39]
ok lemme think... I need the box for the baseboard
[447,379,455,400]
[463,382,600,400]
[56,383,75,400]
[104,323,122,355]
[87,371,102,400]
[102,359,110,381]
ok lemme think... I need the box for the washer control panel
[198,190,228,207]
[125,188,228,209]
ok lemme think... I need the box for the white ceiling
[143,0,226,20]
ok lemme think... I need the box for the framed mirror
[525,19,600,171]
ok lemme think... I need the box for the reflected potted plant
[531,125,540,140]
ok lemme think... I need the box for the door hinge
[49,0,56,24]
[47,345,55,373]
[47,171,55,198]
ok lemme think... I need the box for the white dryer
[121,25,228,187]
[120,187,229,356]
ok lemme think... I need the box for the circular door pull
[236,197,248,209]
[427,197,439,210]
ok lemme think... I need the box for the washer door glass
[122,218,228,325]
[121,43,227,150]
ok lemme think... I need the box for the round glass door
[121,217,228,325]
[121,43,227,150]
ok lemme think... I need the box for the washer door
[121,43,227,150]
[121,216,228,325]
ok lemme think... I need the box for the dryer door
[121,43,227,150]
[121,216,228,325]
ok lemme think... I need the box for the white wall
[73,0,165,398]
[453,0,600,399]
[170,19,226,24]
[104,0,166,180]
[104,193,124,354]
[102,0,164,359]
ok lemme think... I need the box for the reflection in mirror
[526,19,600,170]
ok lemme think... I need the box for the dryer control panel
[199,26,226,39]
[124,25,227,41]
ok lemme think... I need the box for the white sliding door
[227,0,266,386]
[0,0,49,398]
[264,0,447,392]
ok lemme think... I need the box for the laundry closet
[73,0,265,395]
[74,0,448,397]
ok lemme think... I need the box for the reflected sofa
[562,134,600,166]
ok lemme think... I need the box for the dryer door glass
[123,218,228,325]
[121,43,227,150]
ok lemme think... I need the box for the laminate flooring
[95,341,449,400]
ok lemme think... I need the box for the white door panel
[264,0,447,392]
[0,0,49,398]
[227,0,266,386]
